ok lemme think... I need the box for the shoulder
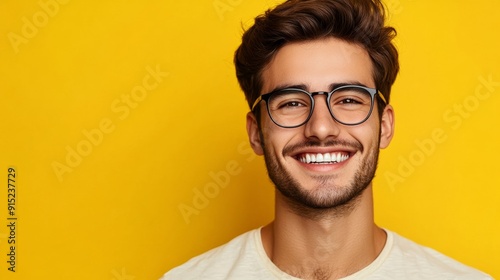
[380,230,492,279]
[160,229,262,280]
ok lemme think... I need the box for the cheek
[349,123,381,149]
[261,124,298,154]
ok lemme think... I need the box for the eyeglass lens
[267,87,373,127]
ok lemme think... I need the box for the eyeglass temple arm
[251,95,263,111]
[377,91,388,104]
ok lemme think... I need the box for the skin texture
[246,37,395,279]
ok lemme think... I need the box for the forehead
[261,37,374,93]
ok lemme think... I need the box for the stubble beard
[262,137,380,220]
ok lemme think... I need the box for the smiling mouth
[297,152,351,164]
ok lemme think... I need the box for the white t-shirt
[161,228,491,279]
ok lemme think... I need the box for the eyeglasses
[251,85,387,128]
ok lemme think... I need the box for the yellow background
[0,0,498,279]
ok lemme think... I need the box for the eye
[330,87,371,107]
[338,98,362,105]
[281,101,305,108]
[270,91,311,111]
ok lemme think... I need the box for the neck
[261,185,386,280]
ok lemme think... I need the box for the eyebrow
[268,81,370,93]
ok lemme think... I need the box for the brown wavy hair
[234,0,399,116]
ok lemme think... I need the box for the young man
[162,0,491,279]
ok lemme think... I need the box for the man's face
[247,37,394,212]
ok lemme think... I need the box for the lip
[290,147,356,157]
[289,147,356,171]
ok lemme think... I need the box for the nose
[303,94,341,141]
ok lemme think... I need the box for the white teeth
[316,153,323,162]
[324,153,331,162]
[306,154,311,163]
[299,152,350,164]
[331,153,338,162]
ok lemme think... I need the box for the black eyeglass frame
[251,85,387,128]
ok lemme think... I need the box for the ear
[379,104,395,149]
[246,112,264,155]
